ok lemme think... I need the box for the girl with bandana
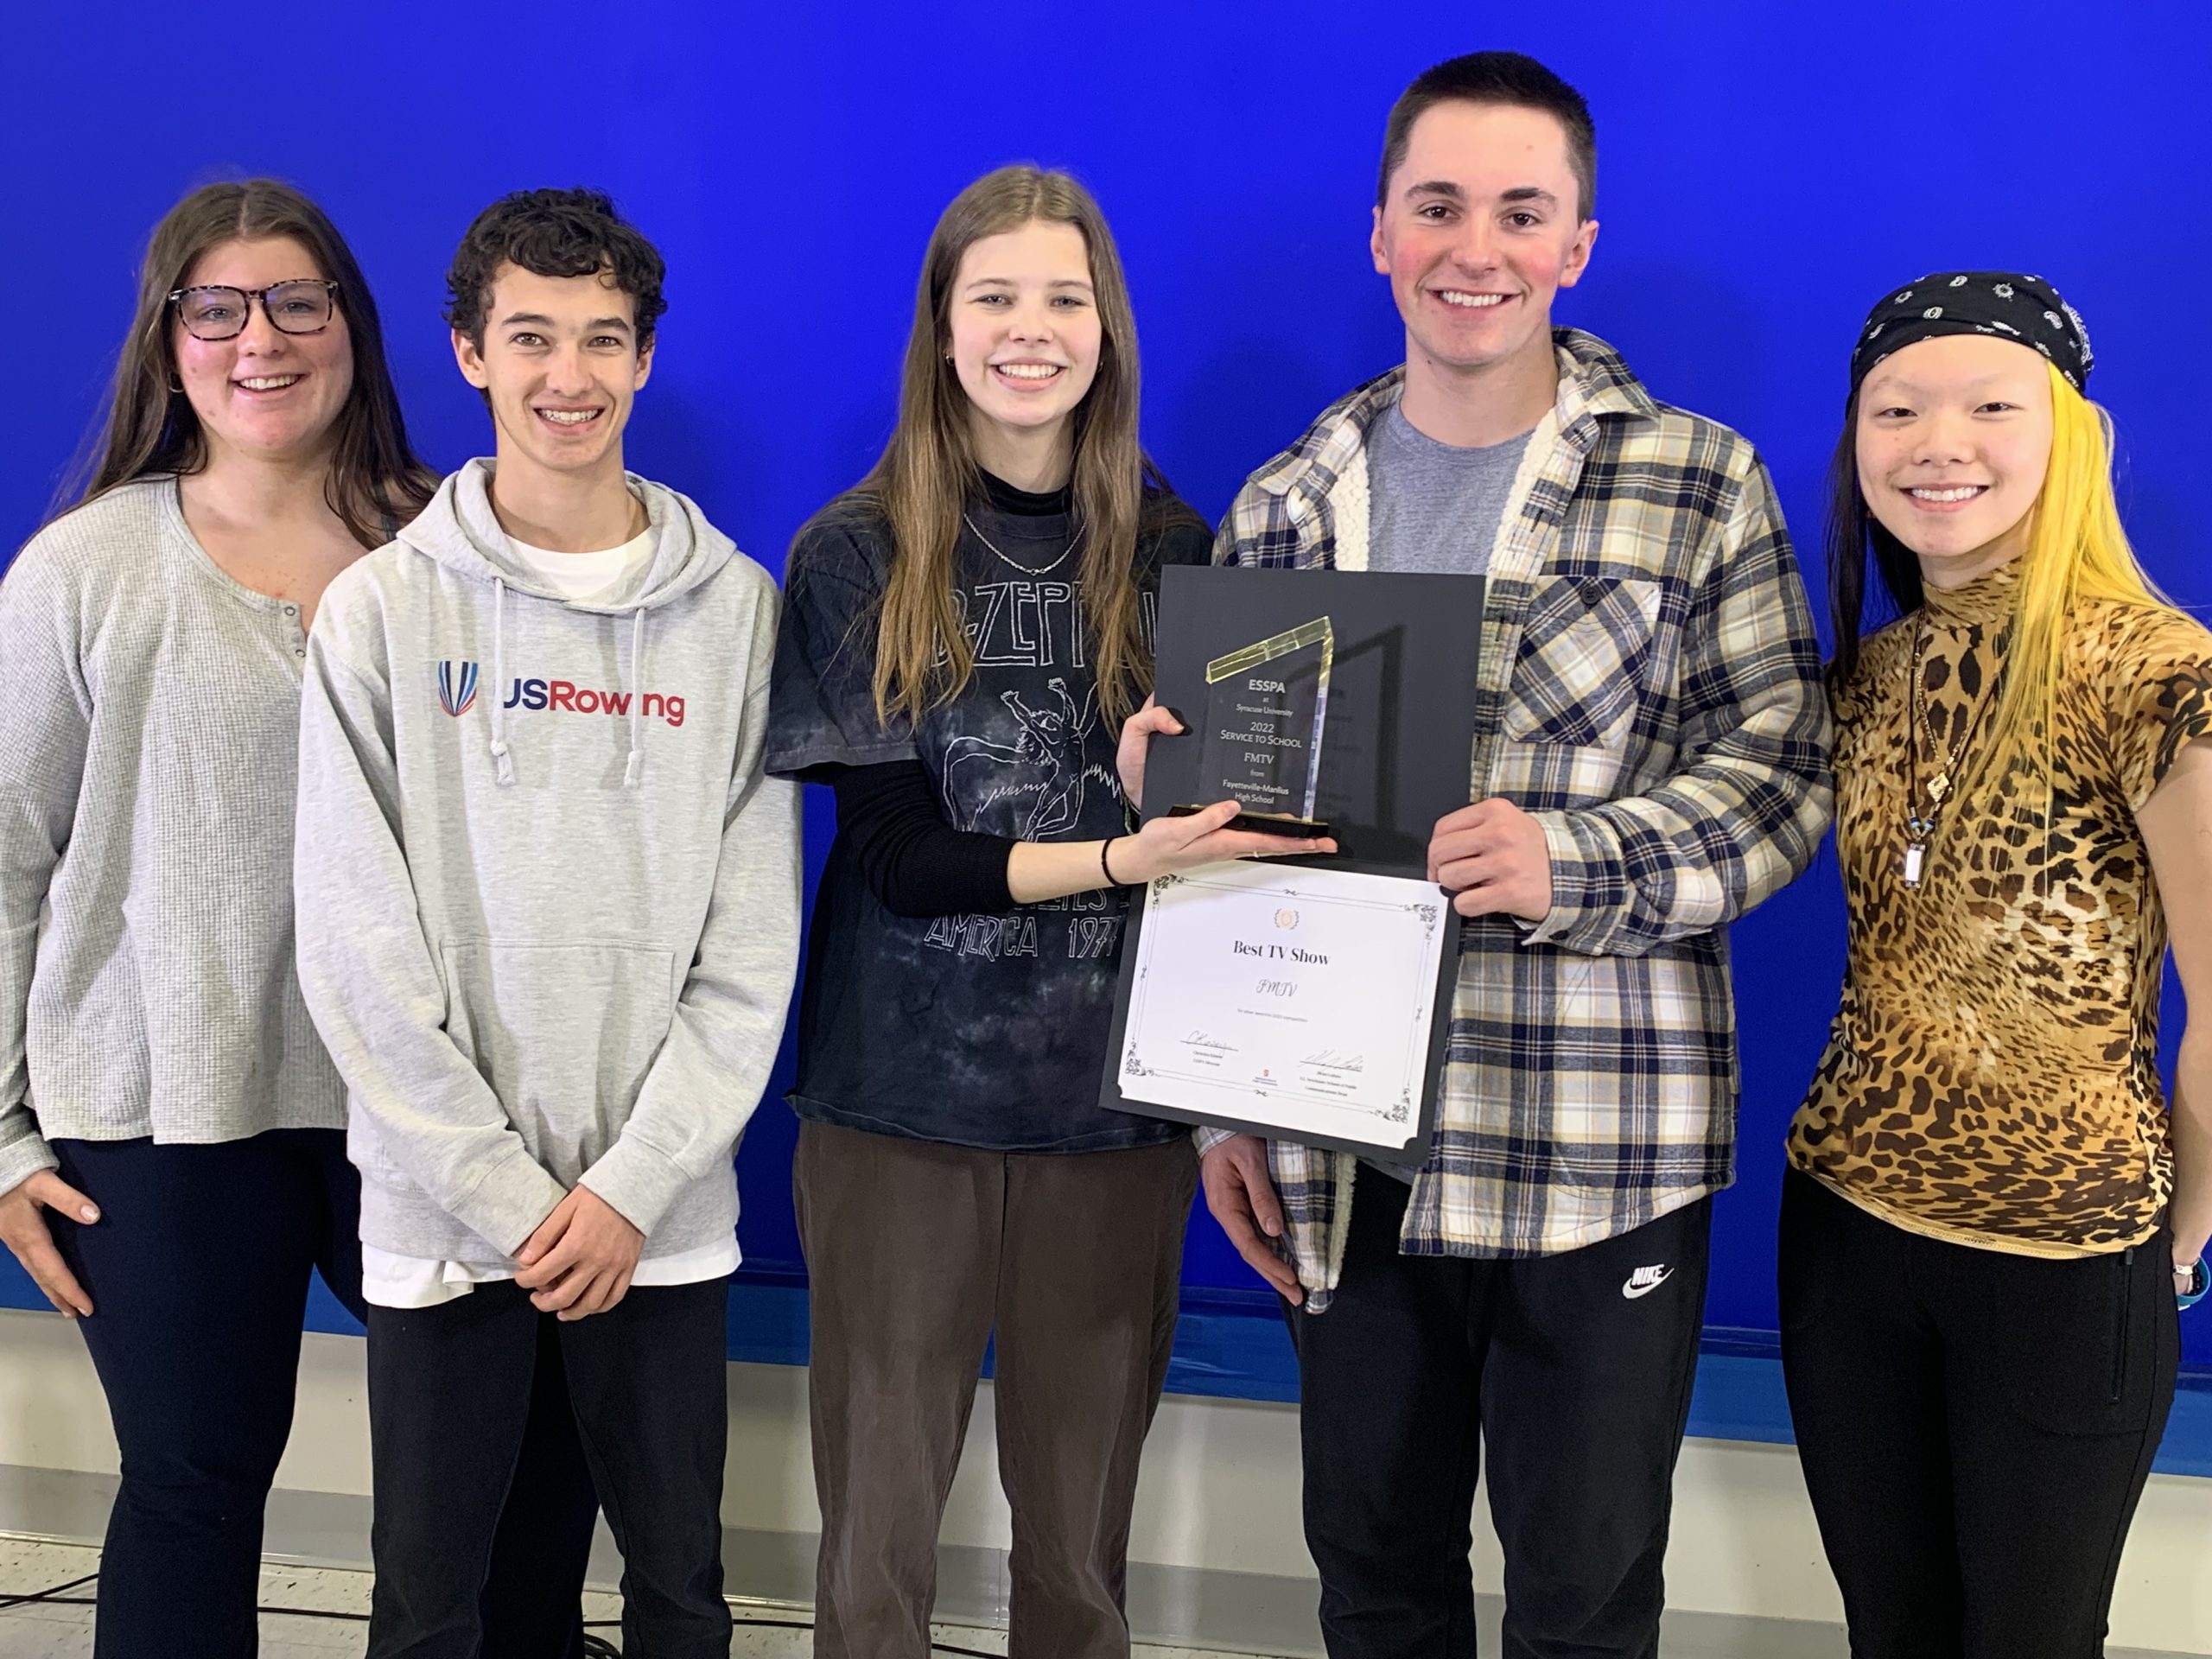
[1782,273,2212,1655]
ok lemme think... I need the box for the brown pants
[794,1119,1198,1659]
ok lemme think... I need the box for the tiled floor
[0,1535,1273,1657]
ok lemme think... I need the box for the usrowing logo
[430,660,689,728]
[436,661,480,717]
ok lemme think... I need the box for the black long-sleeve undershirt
[830,760,1017,918]
[823,471,1085,918]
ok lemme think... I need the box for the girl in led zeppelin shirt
[767,166,1330,1659]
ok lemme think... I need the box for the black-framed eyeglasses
[168,279,340,341]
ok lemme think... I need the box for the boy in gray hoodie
[296,188,798,1659]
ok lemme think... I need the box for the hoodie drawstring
[489,576,516,786]
[624,606,647,788]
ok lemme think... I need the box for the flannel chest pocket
[1503,576,1662,749]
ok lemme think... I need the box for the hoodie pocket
[438,940,677,1181]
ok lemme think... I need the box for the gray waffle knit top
[0,476,345,1193]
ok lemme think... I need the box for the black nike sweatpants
[1285,1167,1713,1659]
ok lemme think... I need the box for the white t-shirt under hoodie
[504,528,656,605]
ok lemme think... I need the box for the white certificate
[1117,861,1450,1149]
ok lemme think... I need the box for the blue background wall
[3,1,2209,1376]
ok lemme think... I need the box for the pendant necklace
[1899,617,2005,891]
[963,512,1086,578]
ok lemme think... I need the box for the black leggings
[1777,1167,2177,1659]
[49,1129,601,1659]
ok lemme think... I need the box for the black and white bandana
[1851,270,2092,397]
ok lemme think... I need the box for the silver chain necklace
[963,511,1085,577]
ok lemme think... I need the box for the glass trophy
[1170,616,1333,837]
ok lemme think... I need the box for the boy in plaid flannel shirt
[1187,52,1831,1658]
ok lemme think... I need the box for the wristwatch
[2177,1258,2208,1311]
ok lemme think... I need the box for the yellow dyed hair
[1962,360,2177,804]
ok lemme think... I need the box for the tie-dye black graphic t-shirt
[767,484,1211,1151]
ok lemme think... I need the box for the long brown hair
[59,179,435,547]
[857,165,1185,729]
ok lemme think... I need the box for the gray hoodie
[295,460,799,1264]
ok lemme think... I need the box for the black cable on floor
[0,1569,98,1610]
[0,1567,1008,1656]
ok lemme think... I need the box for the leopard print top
[1788,558,2212,1257]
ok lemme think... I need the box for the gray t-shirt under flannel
[1363,403,1533,1184]
[1366,400,1534,578]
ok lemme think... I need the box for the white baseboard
[3,1309,2206,1656]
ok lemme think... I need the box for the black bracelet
[1101,836,1122,886]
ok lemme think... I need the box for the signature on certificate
[1300,1049,1368,1073]
[1180,1031,1236,1053]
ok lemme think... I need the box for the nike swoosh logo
[1622,1267,1673,1300]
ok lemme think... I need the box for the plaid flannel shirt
[1202,330,1832,1309]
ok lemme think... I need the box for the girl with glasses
[0,179,599,1659]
